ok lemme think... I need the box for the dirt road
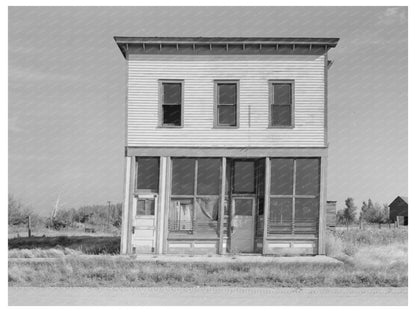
[9,287,407,306]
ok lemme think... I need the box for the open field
[8,227,407,288]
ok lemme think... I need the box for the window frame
[213,80,240,128]
[268,157,321,236]
[169,157,222,234]
[158,79,184,128]
[268,80,295,128]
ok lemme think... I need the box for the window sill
[158,125,184,129]
[268,125,295,129]
[213,125,239,129]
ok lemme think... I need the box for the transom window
[215,81,238,127]
[160,81,183,127]
[270,81,294,127]
[136,157,159,192]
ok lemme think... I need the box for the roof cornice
[114,36,339,58]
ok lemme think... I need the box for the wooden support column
[120,156,132,254]
[262,157,271,254]
[162,157,172,254]
[218,157,226,254]
[318,156,328,254]
[126,156,136,254]
[156,157,167,254]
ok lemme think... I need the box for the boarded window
[270,158,293,195]
[216,82,237,127]
[197,158,221,195]
[172,158,195,195]
[270,82,293,126]
[233,161,255,193]
[137,157,159,191]
[295,159,320,195]
[161,82,182,126]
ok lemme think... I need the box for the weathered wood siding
[127,54,326,147]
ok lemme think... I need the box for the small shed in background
[389,196,408,225]
[326,201,337,228]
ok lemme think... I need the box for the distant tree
[343,197,357,226]
[360,199,389,224]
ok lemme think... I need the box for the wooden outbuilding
[114,36,339,255]
[389,196,408,225]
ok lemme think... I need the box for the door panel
[230,198,255,253]
[132,195,157,254]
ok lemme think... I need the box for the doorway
[228,159,264,253]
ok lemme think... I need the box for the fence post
[27,215,31,238]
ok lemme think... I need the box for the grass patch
[8,236,120,255]
[8,257,407,287]
[8,227,407,287]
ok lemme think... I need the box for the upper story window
[269,80,294,127]
[214,81,239,127]
[160,80,183,127]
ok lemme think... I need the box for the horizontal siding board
[127,54,325,147]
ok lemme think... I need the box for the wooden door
[230,197,255,253]
[131,194,157,253]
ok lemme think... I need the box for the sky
[8,6,408,215]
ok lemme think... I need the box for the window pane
[218,105,236,126]
[172,158,195,195]
[233,161,255,193]
[270,158,294,195]
[163,105,181,126]
[295,198,319,220]
[234,198,253,216]
[197,158,221,195]
[137,157,159,191]
[136,199,155,216]
[271,105,291,126]
[218,84,236,104]
[273,84,291,105]
[270,198,292,222]
[163,83,181,104]
[196,197,219,221]
[169,198,193,231]
[295,159,320,195]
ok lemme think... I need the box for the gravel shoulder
[9,287,408,306]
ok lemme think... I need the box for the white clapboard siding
[127,54,325,147]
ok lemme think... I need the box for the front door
[230,197,255,253]
[131,194,157,253]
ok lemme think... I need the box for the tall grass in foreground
[325,227,407,271]
[8,227,407,287]
[8,257,407,287]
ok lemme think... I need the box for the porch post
[162,156,172,254]
[218,157,226,254]
[126,156,136,254]
[318,156,328,254]
[156,157,167,254]
[120,156,131,254]
[262,157,271,254]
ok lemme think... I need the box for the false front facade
[115,36,339,255]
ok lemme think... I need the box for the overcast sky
[9,6,407,215]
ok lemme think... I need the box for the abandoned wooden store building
[114,36,339,255]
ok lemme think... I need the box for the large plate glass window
[269,158,320,235]
[169,158,221,236]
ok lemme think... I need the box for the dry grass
[8,227,407,287]
[8,235,120,254]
